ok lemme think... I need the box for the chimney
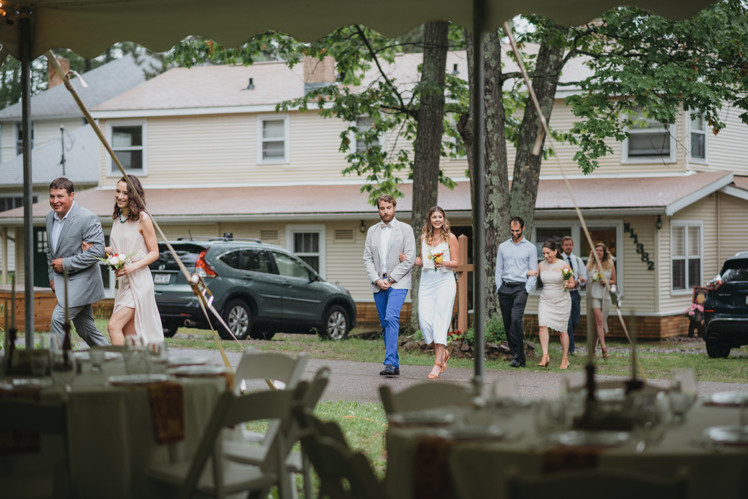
[48,57,70,88]
[303,56,336,94]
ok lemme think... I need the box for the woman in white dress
[413,206,459,380]
[586,242,616,358]
[86,175,164,345]
[528,240,576,370]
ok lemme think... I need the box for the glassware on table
[88,347,107,373]
[491,377,519,402]
[50,351,76,392]
[123,336,148,374]
[146,341,168,374]
[534,399,568,436]
[30,351,50,376]
[669,368,697,422]
[630,392,668,444]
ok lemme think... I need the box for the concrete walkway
[170,347,748,402]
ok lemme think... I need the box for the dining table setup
[384,369,748,499]
[0,337,233,499]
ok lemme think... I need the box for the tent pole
[20,15,34,347]
[471,0,486,383]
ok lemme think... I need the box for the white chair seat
[149,459,278,495]
[223,440,304,471]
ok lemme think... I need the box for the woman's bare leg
[538,326,550,366]
[108,307,135,346]
[559,332,569,369]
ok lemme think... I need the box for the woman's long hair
[421,206,451,246]
[112,174,146,222]
[542,239,562,260]
[587,242,613,271]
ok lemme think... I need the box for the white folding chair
[379,382,472,416]
[224,367,330,499]
[506,467,688,499]
[0,399,69,499]
[293,406,388,499]
[148,387,301,499]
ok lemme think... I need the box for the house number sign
[624,222,654,271]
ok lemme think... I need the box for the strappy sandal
[441,349,450,373]
[427,363,443,379]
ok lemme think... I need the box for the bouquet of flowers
[97,252,134,271]
[591,271,603,282]
[684,303,704,323]
[561,267,574,291]
[428,251,444,272]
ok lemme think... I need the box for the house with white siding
[1,51,747,338]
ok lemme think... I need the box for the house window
[111,124,144,173]
[690,112,707,162]
[0,196,35,212]
[258,115,289,163]
[623,114,675,163]
[354,117,382,153]
[286,225,325,276]
[15,121,34,156]
[671,222,701,292]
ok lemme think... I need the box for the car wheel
[221,299,252,340]
[162,321,179,338]
[705,338,731,358]
[249,330,276,340]
[319,305,349,341]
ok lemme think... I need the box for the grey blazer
[363,218,416,293]
[46,202,107,308]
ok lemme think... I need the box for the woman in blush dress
[528,240,576,370]
[412,206,459,380]
[86,175,164,345]
[586,242,616,358]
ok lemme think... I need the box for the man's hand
[51,258,64,273]
[376,279,391,291]
[81,240,93,252]
[49,280,55,291]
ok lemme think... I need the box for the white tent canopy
[0,0,717,377]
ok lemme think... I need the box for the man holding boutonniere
[561,236,586,355]
[495,216,537,368]
[363,194,416,376]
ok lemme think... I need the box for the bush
[449,315,505,347]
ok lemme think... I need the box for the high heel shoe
[601,347,609,359]
[538,355,550,368]
[427,363,443,379]
[560,357,569,370]
[441,349,450,373]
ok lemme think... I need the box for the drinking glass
[534,399,567,436]
[30,351,50,376]
[146,341,168,374]
[50,351,76,392]
[671,368,698,397]
[123,336,148,374]
[492,377,519,402]
[89,347,107,373]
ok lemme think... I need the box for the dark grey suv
[703,251,748,358]
[149,237,356,341]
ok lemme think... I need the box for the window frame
[670,220,703,295]
[350,116,383,154]
[689,112,708,164]
[257,114,290,164]
[15,120,34,156]
[108,120,146,176]
[285,224,326,278]
[622,115,676,164]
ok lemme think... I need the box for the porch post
[21,14,35,346]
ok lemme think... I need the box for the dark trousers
[498,283,528,363]
[567,290,581,353]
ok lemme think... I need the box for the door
[33,227,50,288]
[272,251,323,323]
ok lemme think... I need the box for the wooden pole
[455,235,474,333]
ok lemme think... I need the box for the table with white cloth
[0,353,229,498]
[385,399,748,499]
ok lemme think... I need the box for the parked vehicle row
[703,251,748,358]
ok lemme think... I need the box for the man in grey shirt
[495,216,538,367]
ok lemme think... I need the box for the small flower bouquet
[428,251,444,272]
[97,252,133,271]
[684,303,704,323]
[591,272,603,282]
[561,267,574,291]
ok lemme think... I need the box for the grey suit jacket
[46,202,106,308]
[363,218,416,293]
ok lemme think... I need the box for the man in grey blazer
[363,194,416,376]
[46,177,109,346]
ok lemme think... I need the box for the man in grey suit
[363,194,416,376]
[46,177,109,346]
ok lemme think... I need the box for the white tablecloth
[1,356,228,499]
[386,401,748,499]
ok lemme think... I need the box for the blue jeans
[567,290,581,353]
[373,288,408,368]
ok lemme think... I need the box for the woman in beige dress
[86,175,163,345]
[586,242,616,358]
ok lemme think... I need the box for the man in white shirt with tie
[363,194,416,376]
[561,236,586,355]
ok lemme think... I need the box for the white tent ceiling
[0,0,717,59]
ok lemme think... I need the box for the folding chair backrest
[379,382,472,415]
[234,347,309,394]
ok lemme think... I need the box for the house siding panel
[695,107,748,175]
[716,192,748,260]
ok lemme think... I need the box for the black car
[149,236,356,341]
[703,251,748,358]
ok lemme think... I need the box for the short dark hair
[377,194,396,208]
[49,177,74,194]
[509,216,524,228]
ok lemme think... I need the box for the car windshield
[149,243,205,271]
[721,259,748,283]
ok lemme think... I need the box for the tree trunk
[508,41,565,236]
[462,28,510,323]
[409,20,449,332]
